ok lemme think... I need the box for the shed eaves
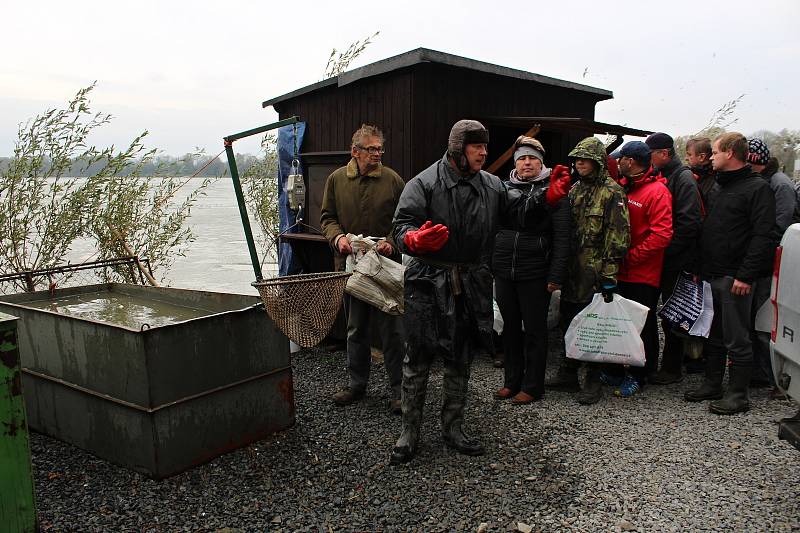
[262,47,613,109]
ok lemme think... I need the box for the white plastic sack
[344,234,376,273]
[657,272,714,338]
[344,235,405,315]
[565,293,649,367]
[493,299,504,335]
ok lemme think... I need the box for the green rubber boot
[709,365,751,415]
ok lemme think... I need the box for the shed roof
[480,116,652,138]
[262,47,613,109]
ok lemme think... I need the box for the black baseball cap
[645,132,674,150]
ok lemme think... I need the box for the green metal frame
[223,116,300,281]
[0,312,37,532]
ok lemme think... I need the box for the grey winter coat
[392,154,548,358]
[761,167,796,237]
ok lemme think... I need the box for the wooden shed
[262,47,651,273]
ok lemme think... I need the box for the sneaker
[332,387,365,406]
[614,376,641,398]
[600,371,624,387]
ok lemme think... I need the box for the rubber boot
[440,363,484,456]
[709,365,751,415]
[545,364,580,392]
[684,348,725,402]
[441,396,484,456]
[576,365,603,405]
[390,364,429,465]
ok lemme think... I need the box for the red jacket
[617,167,673,287]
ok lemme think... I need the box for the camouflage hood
[568,137,608,170]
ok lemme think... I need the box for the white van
[770,223,800,449]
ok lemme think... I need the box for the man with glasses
[321,124,406,414]
[645,132,702,386]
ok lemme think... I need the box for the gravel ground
[32,335,800,532]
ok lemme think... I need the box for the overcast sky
[3,0,798,158]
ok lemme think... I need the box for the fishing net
[252,272,351,348]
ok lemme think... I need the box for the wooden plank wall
[410,64,603,176]
[274,71,414,180]
[273,64,605,181]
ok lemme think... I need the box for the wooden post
[0,313,37,532]
[486,124,541,175]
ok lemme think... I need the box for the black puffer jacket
[492,175,570,283]
[699,165,776,281]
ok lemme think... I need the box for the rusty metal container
[0,283,294,479]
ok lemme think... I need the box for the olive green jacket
[563,137,630,303]
[320,158,405,269]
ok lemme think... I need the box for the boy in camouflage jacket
[546,137,630,405]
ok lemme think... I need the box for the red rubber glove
[546,165,571,207]
[403,220,449,254]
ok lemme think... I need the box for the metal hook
[291,159,300,174]
[140,323,151,331]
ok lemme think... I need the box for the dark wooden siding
[274,71,414,180]
[410,64,602,176]
[273,62,605,181]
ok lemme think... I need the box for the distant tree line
[0,152,259,177]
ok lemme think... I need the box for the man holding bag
[320,124,406,413]
[684,132,776,414]
[545,137,630,405]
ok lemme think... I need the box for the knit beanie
[747,138,770,166]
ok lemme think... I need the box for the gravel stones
[31,337,800,532]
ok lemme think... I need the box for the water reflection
[26,291,212,329]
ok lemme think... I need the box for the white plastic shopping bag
[493,299,504,335]
[565,293,649,367]
[657,272,714,338]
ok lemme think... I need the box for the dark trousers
[707,276,754,367]
[659,269,685,374]
[750,276,774,385]
[617,281,661,382]
[344,295,404,398]
[402,294,475,436]
[495,277,550,397]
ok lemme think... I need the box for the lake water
[66,178,278,296]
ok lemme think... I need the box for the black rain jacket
[659,156,702,273]
[392,154,548,359]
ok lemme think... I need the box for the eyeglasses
[357,145,385,155]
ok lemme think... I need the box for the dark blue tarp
[277,122,306,276]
